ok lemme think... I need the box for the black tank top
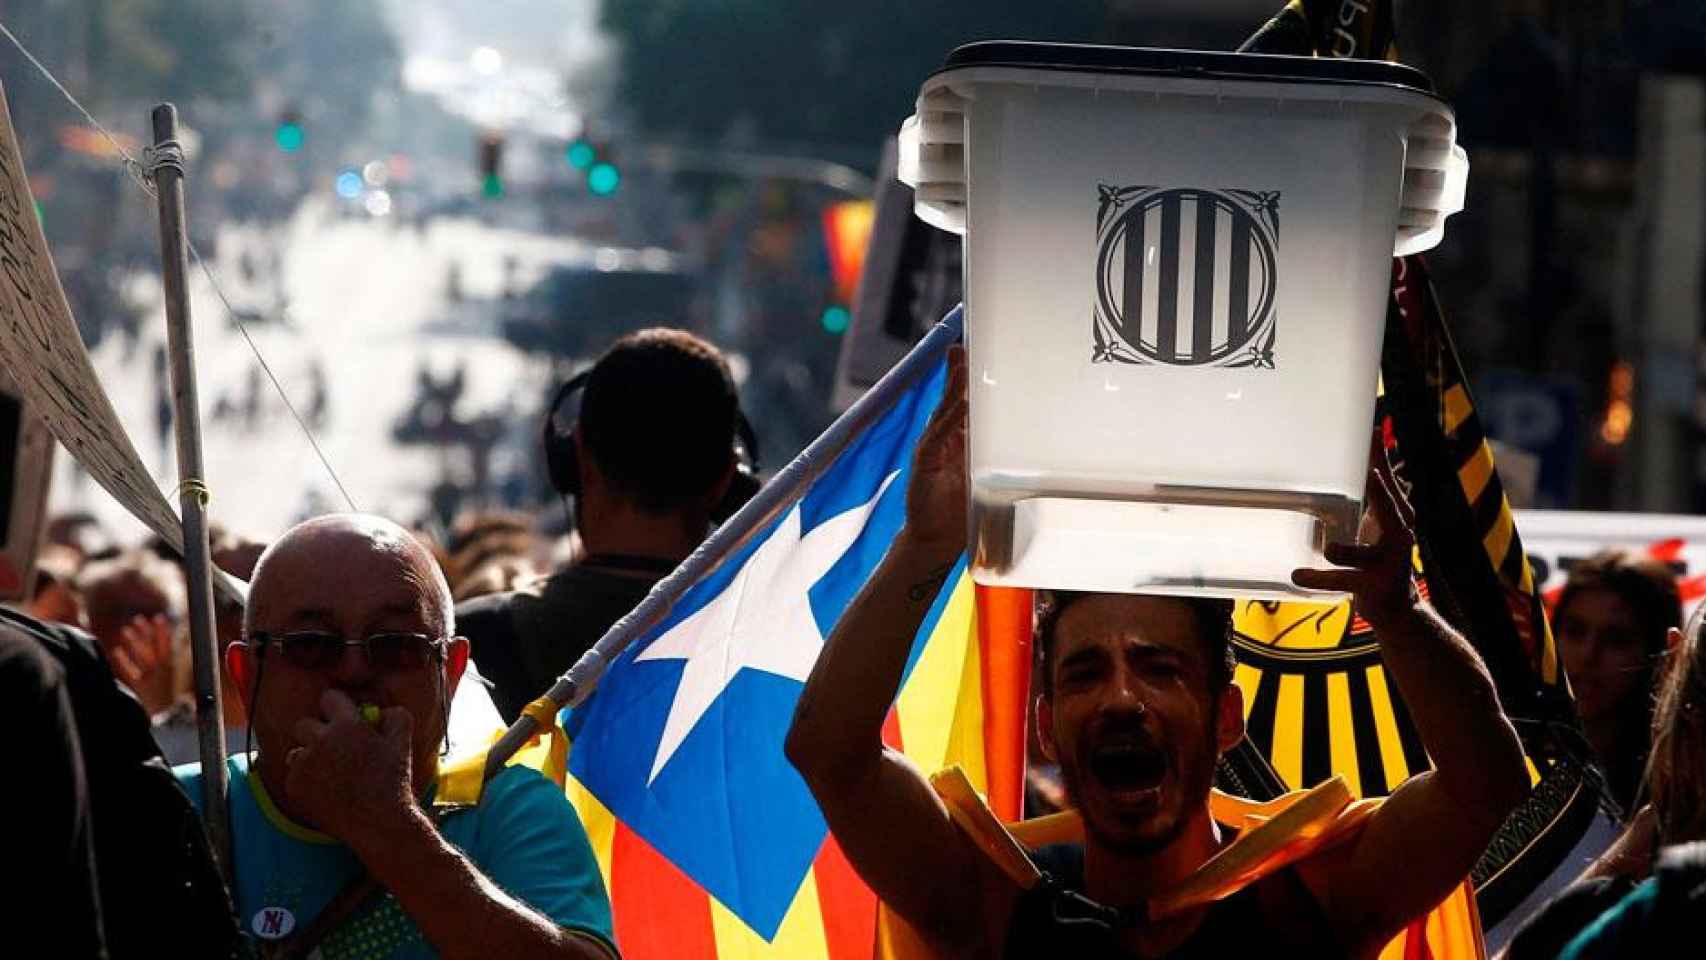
[1003,844,1344,959]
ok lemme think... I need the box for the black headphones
[542,370,763,525]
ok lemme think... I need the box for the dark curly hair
[1033,591,1236,701]
[578,328,738,514]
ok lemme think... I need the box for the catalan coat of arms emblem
[1093,185,1280,369]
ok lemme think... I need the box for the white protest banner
[0,85,187,554]
[1518,508,1706,613]
[0,364,52,601]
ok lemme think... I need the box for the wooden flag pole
[149,103,231,883]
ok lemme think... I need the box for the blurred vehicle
[499,253,699,359]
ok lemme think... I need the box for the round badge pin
[252,906,297,940]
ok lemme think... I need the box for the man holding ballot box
[787,348,1530,957]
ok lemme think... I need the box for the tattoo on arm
[907,563,956,603]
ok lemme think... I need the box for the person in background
[1555,840,1706,959]
[1554,550,1680,818]
[0,602,239,956]
[151,531,266,766]
[0,612,105,955]
[454,558,539,605]
[78,548,185,715]
[1493,550,1684,953]
[445,511,543,604]
[1508,601,1706,958]
[459,328,752,722]
[178,513,615,957]
[24,543,88,631]
[45,512,114,562]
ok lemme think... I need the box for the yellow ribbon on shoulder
[433,696,570,809]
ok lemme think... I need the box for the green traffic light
[820,305,851,335]
[481,172,504,199]
[275,122,305,153]
[566,141,596,170]
[587,162,620,197]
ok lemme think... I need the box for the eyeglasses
[250,630,449,673]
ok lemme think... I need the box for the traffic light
[565,137,620,197]
[819,305,852,334]
[275,109,304,153]
[478,133,505,198]
[820,199,874,334]
[587,161,620,197]
[566,139,596,170]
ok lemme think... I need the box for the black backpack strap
[1005,845,1123,957]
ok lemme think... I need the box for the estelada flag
[557,345,1021,959]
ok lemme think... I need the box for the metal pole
[482,305,965,782]
[149,103,231,883]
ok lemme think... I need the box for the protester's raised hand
[900,346,969,552]
[1291,446,1418,633]
[283,688,415,841]
[109,613,177,715]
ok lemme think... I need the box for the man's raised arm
[1292,458,1531,956]
[785,350,1010,951]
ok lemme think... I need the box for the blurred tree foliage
[0,0,255,122]
[596,1,1125,158]
[252,0,402,136]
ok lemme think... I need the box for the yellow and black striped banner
[1231,0,1594,928]
[1233,595,1429,799]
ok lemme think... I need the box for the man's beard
[1063,762,1192,857]
[1059,713,1221,858]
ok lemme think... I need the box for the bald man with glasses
[176,514,617,959]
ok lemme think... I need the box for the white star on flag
[634,472,900,784]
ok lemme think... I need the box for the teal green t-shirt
[178,755,616,959]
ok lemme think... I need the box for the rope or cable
[144,140,186,179]
[0,20,153,192]
[175,477,211,505]
[0,18,360,511]
[186,239,360,511]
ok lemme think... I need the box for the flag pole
[482,305,966,782]
[149,103,231,883]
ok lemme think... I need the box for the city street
[52,197,580,541]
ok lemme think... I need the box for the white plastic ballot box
[898,42,1468,599]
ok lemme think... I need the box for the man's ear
[1215,683,1246,756]
[702,456,738,515]
[443,636,470,698]
[225,642,259,713]
[1035,695,1059,764]
[573,429,598,495]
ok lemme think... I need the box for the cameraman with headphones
[459,328,759,722]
